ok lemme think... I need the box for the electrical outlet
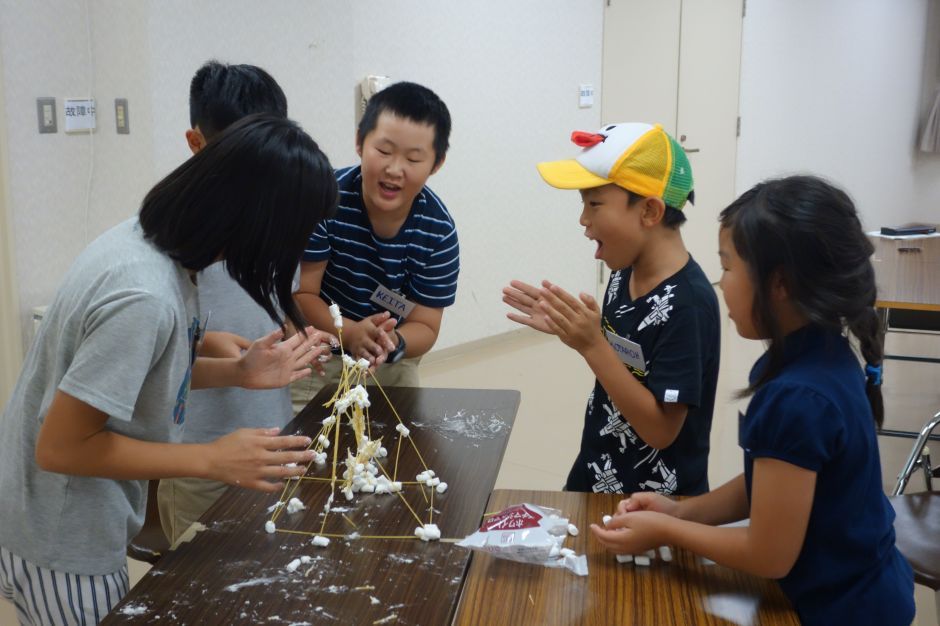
[115,98,129,134]
[36,97,56,133]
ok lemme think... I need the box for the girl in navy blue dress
[590,175,915,625]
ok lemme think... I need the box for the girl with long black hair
[591,175,915,626]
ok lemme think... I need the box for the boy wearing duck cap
[503,123,720,496]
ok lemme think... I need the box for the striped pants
[0,546,128,626]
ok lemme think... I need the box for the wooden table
[453,490,798,626]
[103,386,520,625]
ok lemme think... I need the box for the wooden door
[601,0,743,291]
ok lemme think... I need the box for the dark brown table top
[103,386,520,625]
[453,489,799,626]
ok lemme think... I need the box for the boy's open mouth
[377,181,401,200]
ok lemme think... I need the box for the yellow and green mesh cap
[536,122,694,210]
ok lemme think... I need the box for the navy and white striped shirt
[303,166,460,321]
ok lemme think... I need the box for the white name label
[370,284,416,318]
[604,330,646,372]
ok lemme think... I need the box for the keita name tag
[370,284,416,318]
[604,330,646,372]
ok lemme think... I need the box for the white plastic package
[456,503,588,576]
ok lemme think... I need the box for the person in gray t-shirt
[0,116,337,626]
[158,61,309,546]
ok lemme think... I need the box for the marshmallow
[356,358,370,370]
[317,435,330,448]
[395,424,410,437]
[312,535,330,547]
[285,558,301,572]
[415,523,441,542]
[602,515,613,526]
[322,416,336,427]
[264,520,276,534]
[286,497,306,514]
[435,482,448,494]
[300,556,312,564]
[634,555,651,567]
[567,523,579,536]
[615,554,633,564]
[329,303,343,328]
[659,546,673,562]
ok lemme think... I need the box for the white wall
[736,0,940,230]
[5,0,938,360]
[0,0,154,354]
[0,0,602,354]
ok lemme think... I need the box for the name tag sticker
[370,284,416,318]
[604,330,646,372]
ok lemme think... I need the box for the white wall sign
[64,98,96,133]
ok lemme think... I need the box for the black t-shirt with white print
[565,257,720,496]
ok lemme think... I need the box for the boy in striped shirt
[293,82,458,409]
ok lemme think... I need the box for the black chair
[888,411,940,622]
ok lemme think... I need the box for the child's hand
[537,280,603,354]
[239,326,330,388]
[206,427,314,491]
[345,312,398,366]
[589,510,673,555]
[617,492,681,517]
[293,327,338,377]
[503,280,556,335]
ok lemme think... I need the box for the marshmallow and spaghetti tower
[264,303,445,544]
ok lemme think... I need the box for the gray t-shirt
[182,262,292,443]
[0,218,198,575]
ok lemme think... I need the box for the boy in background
[292,81,458,412]
[504,123,720,496]
[157,61,325,545]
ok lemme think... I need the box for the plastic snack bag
[456,503,588,576]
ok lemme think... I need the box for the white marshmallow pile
[342,453,402,496]
[329,303,343,329]
[285,555,314,573]
[414,523,441,541]
[334,384,371,413]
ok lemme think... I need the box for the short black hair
[140,114,338,332]
[357,81,451,167]
[625,189,691,228]
[189,61,288,140]
[720,175,884,426]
